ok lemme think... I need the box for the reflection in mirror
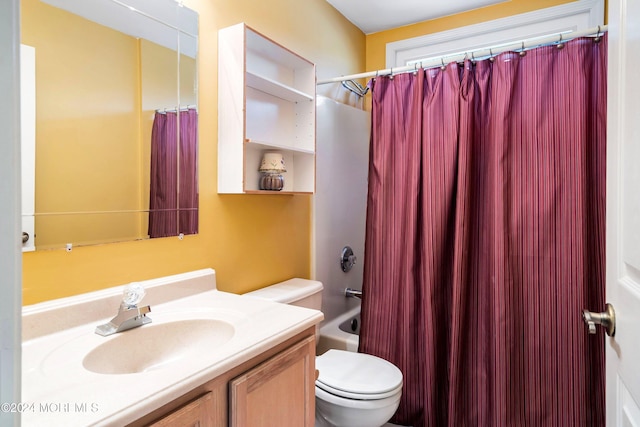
[20,0,198,251]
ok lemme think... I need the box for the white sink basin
[22,276,324,427]
[83,319,235,375]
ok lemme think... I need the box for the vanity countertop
[21,269,323,426]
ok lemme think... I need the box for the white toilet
[245,279,403,427]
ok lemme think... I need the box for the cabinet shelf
[246,72,314,103]
[245,139,314,155]
[218,23,316,194]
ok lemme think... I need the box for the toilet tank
[244,278,323,311]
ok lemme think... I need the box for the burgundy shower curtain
[359,35,607,427]
[148,108,198,238]
[178,108,198,235]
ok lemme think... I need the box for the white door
[605,0,640,424]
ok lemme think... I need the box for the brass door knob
[582,303,616,337]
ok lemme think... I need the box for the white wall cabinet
[218,23,316,194]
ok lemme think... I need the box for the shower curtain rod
[317,24,608,85]
[155,105,197,113]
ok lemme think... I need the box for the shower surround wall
[314,96,370,323]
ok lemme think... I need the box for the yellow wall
[22,0,366,304]
[366,0,580,71]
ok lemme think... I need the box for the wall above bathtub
[314,96,370,323]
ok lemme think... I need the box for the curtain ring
[594,25,602,43]
[489,48,495,63]
[457,53,466,68]
[557,33,564,49]
[389,67,394,79]
[413,62,418,75]
[441,57,446,70]
[519,41,527,57]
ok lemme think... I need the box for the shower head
[341,79,369,97]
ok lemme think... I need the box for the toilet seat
[316,380,403,400]
[316,350,403,401]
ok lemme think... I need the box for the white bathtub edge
[317,305,360,355]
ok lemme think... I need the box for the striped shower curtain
[359,35,607,426]
[148,108,198,238]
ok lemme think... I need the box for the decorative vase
[259,172,285,191]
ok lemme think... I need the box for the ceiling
[326,0,509,34]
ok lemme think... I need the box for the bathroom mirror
[21,0,199,251]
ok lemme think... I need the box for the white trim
[0,0,22,425]
[386,0,604,67]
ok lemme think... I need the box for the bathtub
[317,305,360,355]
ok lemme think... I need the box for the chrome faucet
[95,283,152,336]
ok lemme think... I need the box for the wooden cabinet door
[230,336,316,426]
[147,392,215,427]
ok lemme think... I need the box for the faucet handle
[122,282,146,306]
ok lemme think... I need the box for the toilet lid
[315,350,403,400]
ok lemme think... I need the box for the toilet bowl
[245,279,403,427]
[314,349,402,427]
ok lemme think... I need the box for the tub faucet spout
[345,288,362,299]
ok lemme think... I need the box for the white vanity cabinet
[218,23,316,194]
